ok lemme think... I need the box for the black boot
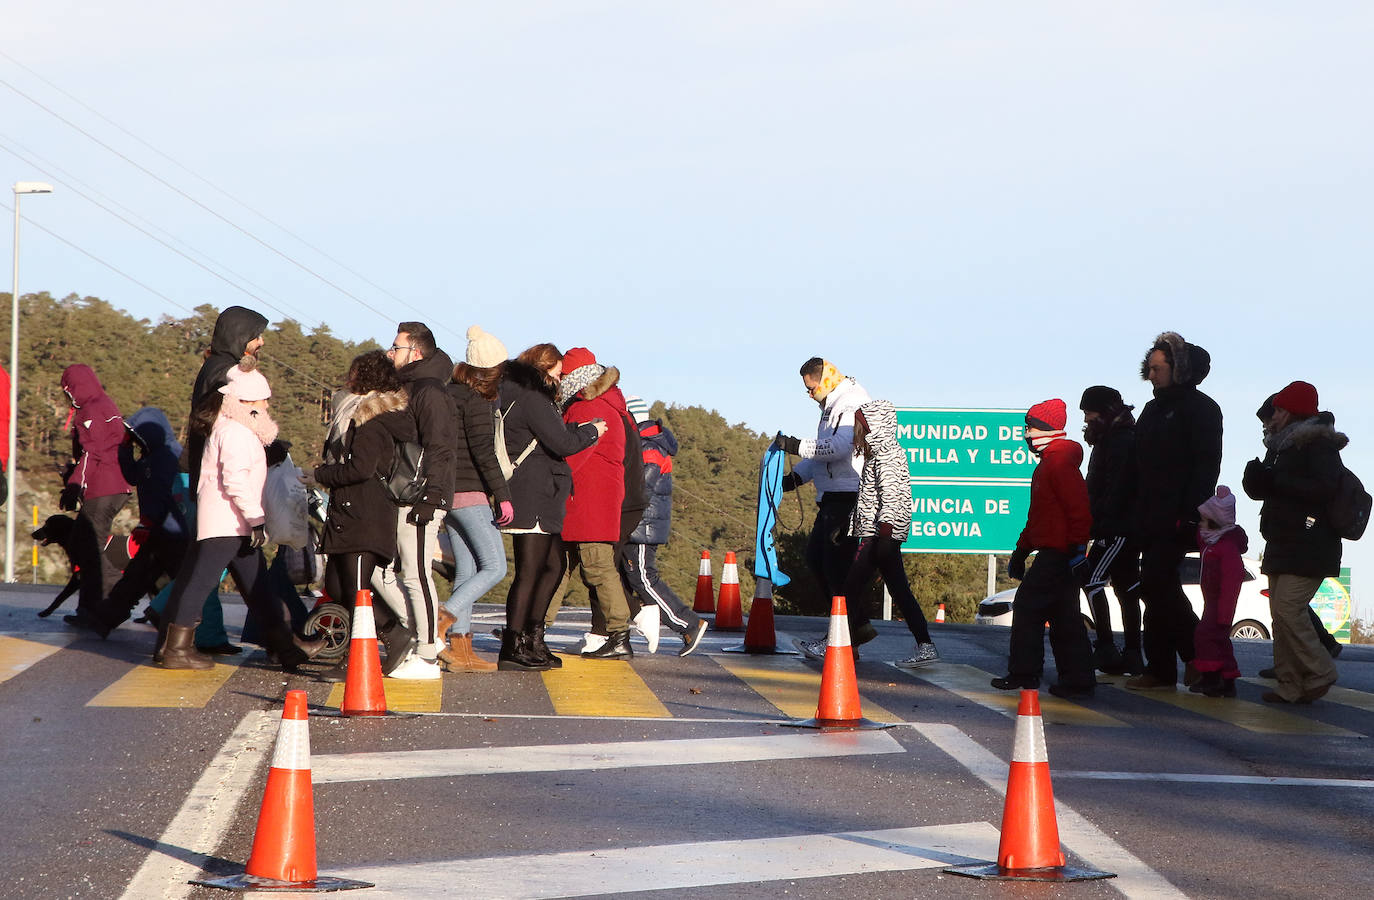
[1095,640,1126,674]
[1189,671,1222,694]
[498,630,551,671]
[582,629,633,660]
[528,624,563,669]
[1120,644,1145,675]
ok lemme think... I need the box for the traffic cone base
[784,596,891,731]
[722,579,799,654]
[945,690,1114,883]
[713,552,744,631]
[191,872,375,892]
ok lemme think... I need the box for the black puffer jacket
[1133,332,1223,543]
[448,381,511,505]
[497,361,599,533]
[395,349,457,512]
[314,390,417,559]
[630,420,678,545]
[1243,413,1345,578]
[1084,408,1137,539]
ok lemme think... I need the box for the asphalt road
[1,582,1371,899]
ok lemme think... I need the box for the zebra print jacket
[849,400,912,540]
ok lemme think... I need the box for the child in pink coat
[1192,485,1249,697]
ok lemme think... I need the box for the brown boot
[160,624,213,670]
[440,633,497,673]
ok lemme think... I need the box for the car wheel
[1230,619,1270,641]
[304,602,352,661]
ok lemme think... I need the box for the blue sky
[4,3,1373,614]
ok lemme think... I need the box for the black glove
[1243,458,1272,494]
[249,524,267,548]
[781,471,801,492]
[1008,547,1029,580]
[1068,545,1090,584]
[406,501,438,525]
[264,439,290,468]
[772,433,801,455]
[59,483,81,512]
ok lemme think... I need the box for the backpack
[381,439,428,506]
[621,411,648,515]
[1327,463,1372,540]
[493,401,538,480]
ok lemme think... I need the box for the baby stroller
[302,489,457,661]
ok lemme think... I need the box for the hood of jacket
[209,306,269,359]
[61,364,108,407]
[823,377,865,415]
[858,399,898,454]
[577,365,620,403]
[1039,434,1084,468]
[502,360,556,400]
[352,389,413,435]
[1266,412,1349,454]
[126,406,181,458]
[1141,331,1211,390]
[638,420,678,456]
[396,347,454,387]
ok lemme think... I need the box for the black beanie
[1256,393,1276,421]
[1079,385,1123,414]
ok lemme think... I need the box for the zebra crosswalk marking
[541,654,670,718]
[0,633,75,684]
[1097,674,1359,736]
[890,662,1128,727]
[323,677,443,713]
[88,654,246,708]
[1241,678,1374,714]
[714,653,902,722]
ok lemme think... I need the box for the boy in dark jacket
[993,399,1096,698]
[1078,386,1143,674]
[618,397,708,656]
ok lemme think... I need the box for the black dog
[33,514,131,618]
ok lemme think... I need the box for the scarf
[219,399,280,447]
[811,361,846,404]
[1025,426,1066,454]
[557,364,603,407]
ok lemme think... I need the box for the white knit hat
[466,325,508,368]
[625,395,650,424]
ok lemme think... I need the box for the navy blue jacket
[630,420,677,545]
[119,407,188,537]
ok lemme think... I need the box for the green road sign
[895,408,1036,554]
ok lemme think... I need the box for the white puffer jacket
[791,377,870,498]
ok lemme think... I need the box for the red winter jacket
[1016,437,1091,553]
[561,368,628,542]
[61,364,133,501]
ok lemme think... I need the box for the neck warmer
[1025,426,1066,455]
[557,363,603,407]
[811,361,845,404]
[219,399,280,447]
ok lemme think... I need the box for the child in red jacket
[992,399,1097,698]
[1191,486,1248,697]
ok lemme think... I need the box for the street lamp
[7,181,53,582]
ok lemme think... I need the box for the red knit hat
[1273,381,1318,418]
[1025,398,1067,431]
[561,346,597,372]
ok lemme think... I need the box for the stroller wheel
[303,602,351,661]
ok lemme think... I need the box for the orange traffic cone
[946,690,1114,882]
[692,550,715,613]
[341,589,387,717]
[713,551,744,631]
[785,596,890,730]
[722,577,797,654]
[192,691,373,891]
[935,603,946,624]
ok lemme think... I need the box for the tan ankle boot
[440,633,496,673]
[160,624,213,670]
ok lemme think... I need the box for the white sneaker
[387,652,441,680]
[579,632,607,654]
[632,605,661,654]
[793,636,829,661]
[895,643,940,669]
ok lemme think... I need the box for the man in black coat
[1243,381,1342,704]
[1126,332,1222,691]
[1078,386,1143,674]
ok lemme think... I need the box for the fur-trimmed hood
[577,365,620,403]
[352,389,408,426]
[1141,331,1212,388]
[1266,411,1348,453]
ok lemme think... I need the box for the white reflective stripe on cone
[827,610,852,648]
[1011,716,1049,764]
[352,605,378,641]
[271,718,312,771]
[699,558,711,575]
[722,564,738,583]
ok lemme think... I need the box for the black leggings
[164,535,292,653]
[506,533,566,632]
[842,535,932,643]
[325,551,387,613]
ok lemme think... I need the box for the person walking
[1191,486,1248,698]
[1242,381,1342,704]
[436,326,514,674]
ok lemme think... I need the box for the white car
[974,553,1274,640]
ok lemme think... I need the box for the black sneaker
[1258,667,1276,679]
[679,620,709,657]
[990,674,1040,691]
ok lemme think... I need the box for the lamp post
[7,181,53,582]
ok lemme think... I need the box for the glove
[781,471,801,492]
[59,483,81,512]
[1068,545,1090,584]
[772,433,802,455]
[878,522,894,539]
[249,524,267,548]
[495,500,514,527]
[264,439,290,468]
[1243,458,1272,494]
[1177,518,1200,548]
[1008,547,1029,581]
[406,501,438,525]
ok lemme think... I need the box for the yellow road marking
[88,655,246,708]
[324,678,443,713]
[0,634,75,684]
[1242,676,1374,715]
[542,655,670,718]
[1098,674,1358,736]
[893,663,1128,727]
[715,654,902,723]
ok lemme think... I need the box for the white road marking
[325,822,1002,899]
[913,722,1186,898]
[312,730,905,783]
[118,710,276,900]
[1059,770,1374,789]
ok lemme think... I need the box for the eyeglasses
[387,344,414,356]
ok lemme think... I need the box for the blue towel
[753,445,791,587]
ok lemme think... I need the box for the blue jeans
[442,505,508,634]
